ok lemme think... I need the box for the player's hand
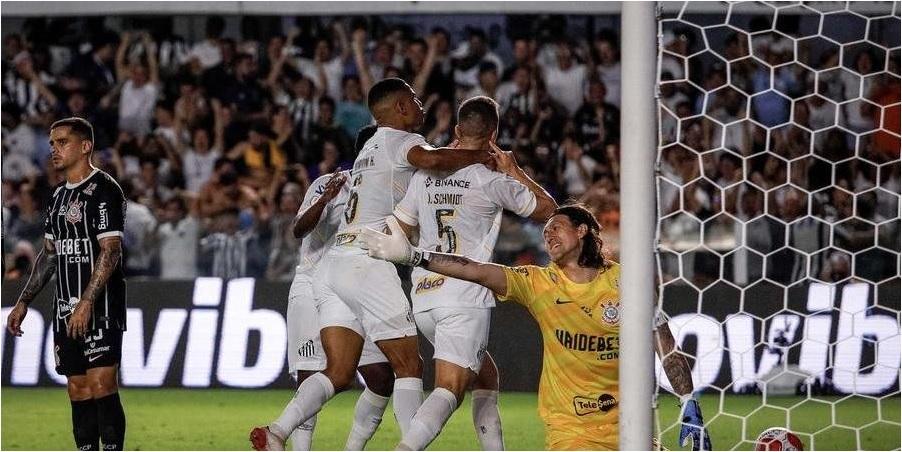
[67,300,93,339]
[359,217,423,266]
[489,142,519,176]
[679,397,712,451]
[6,301,28,336]
[321,172,347,202]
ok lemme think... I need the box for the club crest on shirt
[64,201,84,224]
[601,301,620,326]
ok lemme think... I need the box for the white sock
[392,377,424,435]
[289,415,317,451]
[271,372,335,440]
[471,390,504,450]
[345,388,390,450]
[399,387,458,450]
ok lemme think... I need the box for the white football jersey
[394,164,538,312]
[295,171,351,276]
[332,127,427,254]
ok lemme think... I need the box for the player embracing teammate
[252,78,494,450]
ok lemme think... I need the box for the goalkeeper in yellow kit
[361,203,711,450]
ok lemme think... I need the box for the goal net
[654,1,900,450]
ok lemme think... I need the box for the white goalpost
[618,2,659,450]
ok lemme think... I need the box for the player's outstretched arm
[407,145,494,172]
[7,238,58,336]
[360,217,507,295]
[69,236,122,339]
[292,172,347,239]
[655,321,712,451]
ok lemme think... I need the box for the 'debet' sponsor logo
[573,393,618,416]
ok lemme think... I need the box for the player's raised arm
[654,312,712,451]
[407,144,494,172]
[7,238,58,336]
[489,142,558,221]
[293,172,347,239]
[359,217,508,295]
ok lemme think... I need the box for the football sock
[399,387,458,450]
[71,399,100,451]
[471,390,505,450]
[95,393,126,451]
[289,415,317,451]
[392,377,424,436]
[345,388,390,450]
[272,372,335,440]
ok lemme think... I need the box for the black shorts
[53,329,123,376]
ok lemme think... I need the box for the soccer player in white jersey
[277,125,396,451]
[390,96,558,450]
[252,78,495,450]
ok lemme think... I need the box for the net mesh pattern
[652,2,900,449]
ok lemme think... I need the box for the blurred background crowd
[1,12,898,284]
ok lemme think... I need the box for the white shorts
[414,307,491,373]
[287,273,387,374]
[318,252,417,342]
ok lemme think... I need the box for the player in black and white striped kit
[7,117,128,451]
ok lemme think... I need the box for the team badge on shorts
[65,201,83,224]
[601,301,620,326]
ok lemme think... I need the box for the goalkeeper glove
[359,216,428,266]
[678,395,712,451]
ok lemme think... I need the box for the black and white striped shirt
[43,169,127,332]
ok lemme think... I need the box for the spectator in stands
[62,31,118,100]
[538,38,587,116]
[122,180,159,277]
[155,196,202,279]
[451,27,504,91]
[265,182,304,280]
[335,75,371,142]
[291,24,349,102]
[1,105,40,182]
[307,96,351,161]
[592,30,621,107]
[115,32,161,137]
[424,98,454,146]
[573,79,619,160]
[3,50,58,124]
[228,122,287,188]
[188,16,225,70]
[559,134,599,198]
[501,37,535,82]
[198,158,242,219]
[307,139,349,181]
[464,61,500,101]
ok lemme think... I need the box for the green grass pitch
[1,388,899,450]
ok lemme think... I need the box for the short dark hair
[367,77,411,111]
[355,125,378,153]
[457,96,499,139]
[50,117,94,145]
[553,204,608,269]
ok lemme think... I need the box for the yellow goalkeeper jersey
[496,261,622,450]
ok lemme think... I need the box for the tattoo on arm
[18,240,58,306]
[81,238,122,305]
[428,253,473,267]
[655,324,695,396]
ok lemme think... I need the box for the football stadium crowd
[2,14,898,282]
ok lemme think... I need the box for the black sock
[95,393,126,451]
[71,399,100,451]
